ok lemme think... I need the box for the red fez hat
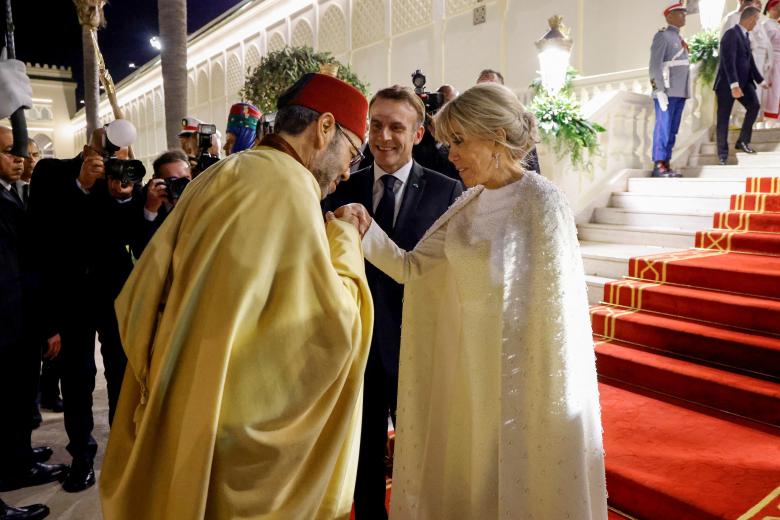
[278,73,368,141]
[767,0,780,11]
[663,2,686,16]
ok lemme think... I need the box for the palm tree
[158,0,188,150]
[73,0,106,139]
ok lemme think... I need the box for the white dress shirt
[372,160,413,226]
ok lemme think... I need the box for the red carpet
[593,177,780,518]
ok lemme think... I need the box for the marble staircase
[581,128,780,305]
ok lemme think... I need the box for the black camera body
[163,176,190,202]
[105,158,145,187]
[193,123,220,177]
[411,69,444,115]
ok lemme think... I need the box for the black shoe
[0,499,50,520]
[62,459,95,493]
[40,398,63,413]
[31,447,53,464]
[0,463,68,492]
[735,141,757,154]
[651,169,682,178]
[719,157,728,165]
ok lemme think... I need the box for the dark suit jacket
[0,186,26,352]
[27,156,144,336]
[323,161,462,385]
[714,25,764,92]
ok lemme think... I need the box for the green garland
[529,76,605,173]
[241,46,370,113]
[688,30,719,86]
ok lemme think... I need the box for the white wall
[69,0,732,159]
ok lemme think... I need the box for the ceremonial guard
[650,1,690,177]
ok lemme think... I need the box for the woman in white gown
[333,83,607,519]
[764,0,780,120]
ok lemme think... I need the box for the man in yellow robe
[100,73,373,520]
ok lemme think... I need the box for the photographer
[179,116,220,177]
[26,122,145,493]
[137,149,191,254]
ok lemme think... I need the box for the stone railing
[534,64,716,223]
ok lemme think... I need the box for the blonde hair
[434,83,538,163]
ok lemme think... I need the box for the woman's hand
[327,203,372,237]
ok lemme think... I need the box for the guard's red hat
[767,0,780,11]
[278,73,368,141]
[664,1,686,16]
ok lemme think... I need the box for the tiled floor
[3,349,108,519]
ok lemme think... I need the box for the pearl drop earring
[492,152,501,169]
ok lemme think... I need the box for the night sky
[10,0,244,104]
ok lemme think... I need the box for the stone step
[700,141,780,155]
[733,151,780,166]
[609,193,730,213]
[580,241,683,280]
[727,127,780,142]
[680,165,780,179]
[578,223,695,248]
[627,177,745,196]
[593,207,712,231]
[585,274,613,305]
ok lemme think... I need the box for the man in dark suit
[0,126,67,517]
[26,127,144,493]
[715,6,766,164]
[324,86,462,520]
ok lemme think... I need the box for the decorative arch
[33,134,54,158]
[392,0,432,35]
[319,5,347,54]
[352,0,385,49]
[267,32,286,53]
[245,44,262,73]
[197,68,210,105]
[226,53,244,101]
[211,61,226,99]
[291,19,314,48]
[187,73,197,113]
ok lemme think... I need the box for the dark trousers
[0,340,39,478]
[716,85,760,160]
[60,300,127,462]
[40,356,62,402]
[353,351,396,520]
[652,97,687,163]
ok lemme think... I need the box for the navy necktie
[6,185,23,208]
[375,175,398,233]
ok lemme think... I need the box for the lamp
[699,0,727,31]
[535,16,573,96]
[150,36,162,50]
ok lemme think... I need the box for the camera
[194,123,220,176]
[411,69,444,115]
[163,176,190,202]
[102,120,145,187]
[105,159,145,187]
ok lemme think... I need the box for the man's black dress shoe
[31,447,53,464]
[735,141,757,154]
[719,157,728,165]
[0,499,50,520]
[62,459,95,493]
[0,463,68,492]
[40,398,63,413]
[651,169,682,178]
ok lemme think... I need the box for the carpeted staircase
[588,130,780,519]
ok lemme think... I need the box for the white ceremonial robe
[362,173,608,520]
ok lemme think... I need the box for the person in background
[715,6,767,164]
[649,2,689,177]
[223,102,262,156]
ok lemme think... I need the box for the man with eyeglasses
[100,71,375,520]
[323,85,462,520]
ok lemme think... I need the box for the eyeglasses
[335,124,364,168]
